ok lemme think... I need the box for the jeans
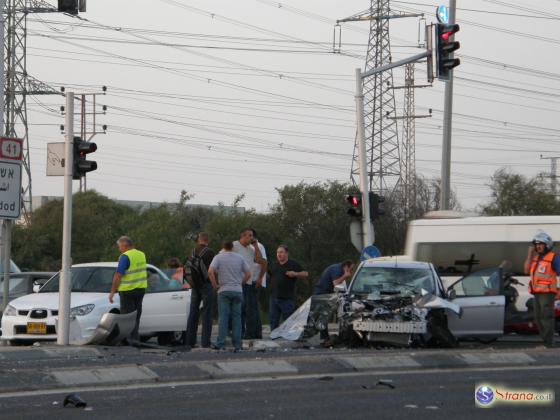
[242,284,262,339]
[269,297,295,331]
[533,292,555,346]
[185,282,215,347]
[217,291,243,349]
[119,288,145,341]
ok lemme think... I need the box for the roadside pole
[57,92,74,345]
[355,68,373,247]
[440,0,456,210]
[355,51,429,248]
[1,0,9,313]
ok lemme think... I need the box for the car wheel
[157,331,185,346]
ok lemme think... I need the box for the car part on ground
[72,311,136,346]
[270,294,339,341]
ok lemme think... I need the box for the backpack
[185,247,209,288]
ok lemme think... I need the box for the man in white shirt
[233,228,267,339]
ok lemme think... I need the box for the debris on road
[63,393,87,408]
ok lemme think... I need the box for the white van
[404,214,560,309]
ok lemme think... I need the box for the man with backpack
[184,232,216,348]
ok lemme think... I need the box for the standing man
[251,229,267,339]
[524,231,560,347]
[109,236,147,342]
[208,240,251,351]
[233,228,267,339]
[185,232,216,348]
[313,260,354,346]
[268,245,308,331]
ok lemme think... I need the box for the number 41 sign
[0,137,23,161]
[0,137,23,219]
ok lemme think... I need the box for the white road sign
[0,160,22,219]
[46,142,66,176]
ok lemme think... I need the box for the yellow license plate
[26,322,47,334]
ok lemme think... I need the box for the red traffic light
[440,24,460,41]
[346,194,361,207]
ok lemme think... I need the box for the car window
[450,268,502,297]
[147,268,182,293]
[40,267,116,293]
[350,266,436,296]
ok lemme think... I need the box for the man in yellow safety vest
[109,236,147,342]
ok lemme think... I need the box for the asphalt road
[0,365,558,420]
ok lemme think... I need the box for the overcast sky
[25,0,560,212]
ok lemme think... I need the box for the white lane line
[1,364,560,400]
[52,366,158,386]
[460,352,535,365]
[215,360,297,375]
[339,355,420,369]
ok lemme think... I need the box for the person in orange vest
[524,231,560,347]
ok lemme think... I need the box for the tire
[157,331,185,346]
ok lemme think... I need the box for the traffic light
[345,194,362,218]
[369,192,385,221]
[58,0,79,14]
[435,23,460,81]
[73,137,97,180]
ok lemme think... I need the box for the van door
[446,267,505,338]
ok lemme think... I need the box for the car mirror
[447,288,456,300]
[33,283,41,293]
[334,283,347,293]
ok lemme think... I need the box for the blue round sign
[436,5,449,23]
[475,386,494,405]
[360,245,381,261]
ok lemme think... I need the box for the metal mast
[3,1,60,222]
[338,1,421,196]
[401,63,415,216]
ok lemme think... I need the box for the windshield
[350,266,435,296]
[40,267,117,293]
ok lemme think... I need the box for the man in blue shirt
[313,260,354,345]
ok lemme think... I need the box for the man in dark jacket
[185,232,216,348]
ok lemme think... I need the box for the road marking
[3,364,559,400]
[338,355,420,369]
[215,360,298,375]
[459,352,535,365]
[52,366,158,385]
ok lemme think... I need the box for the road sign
[436,5,449,23]
[0,160,22,219]
[360,245,381,261]
[47,142,65,176]
[350,219,375,252]
[0,137,23,161]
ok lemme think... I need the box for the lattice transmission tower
[401,63,416,214]
[3,0,62,222]
[338,0,422,198]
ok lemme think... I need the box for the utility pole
[540,155,559,196]
[440,0,456,210]
[57,91,74,346]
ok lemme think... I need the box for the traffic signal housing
[369,192,385,221]
[346,194,362,218]
[73,137,97,180]
[58,0,79,14]
[435,23,460,81]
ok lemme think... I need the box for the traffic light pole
[355,68,373,247]
[440,0,456,210]
[57,92,74,346]
[354,51,429,248]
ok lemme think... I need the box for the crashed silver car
[337,257,504,347]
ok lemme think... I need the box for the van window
[416,242,529,275]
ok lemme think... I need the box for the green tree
[482,169,560,216]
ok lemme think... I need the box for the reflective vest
[529,251,559,294]
[118,249,147,292]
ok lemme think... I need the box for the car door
[140,267,190,334]
[446,267,505,338]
